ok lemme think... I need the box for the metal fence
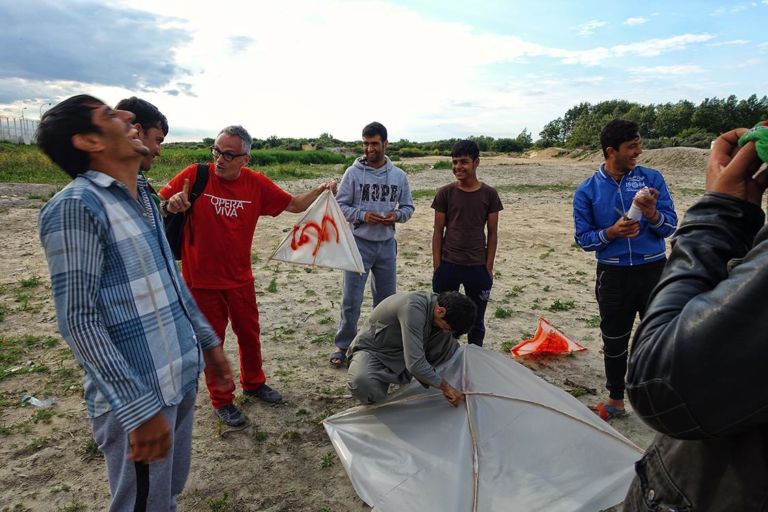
[0,116,39,144]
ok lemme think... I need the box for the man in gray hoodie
[331,122,414,367]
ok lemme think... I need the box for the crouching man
[346,291,476,407]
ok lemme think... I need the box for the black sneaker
[214,404,247,427]
[244,384,283,403]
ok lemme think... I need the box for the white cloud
[624,17,648,26]
[0,0,741,141]
[559,33,714,66]
[707,39,750,46]
[712,2,761,14]
[574,20,607,37]
[631,65,706,75]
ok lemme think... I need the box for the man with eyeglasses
[159,125,335,427]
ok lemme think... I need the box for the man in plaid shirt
[36,95,232,511]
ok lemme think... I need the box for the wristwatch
[159,200,170,217]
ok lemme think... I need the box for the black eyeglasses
[211,146,249,162]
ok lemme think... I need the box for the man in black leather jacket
[624,129,768,511]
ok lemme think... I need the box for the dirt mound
[640,147,710,171]
[526,147,570,159]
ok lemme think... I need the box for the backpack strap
[185,163,210,248]
[189,163,209,205]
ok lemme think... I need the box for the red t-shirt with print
[160,163,292,289]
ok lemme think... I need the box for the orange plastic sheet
[511,317,586,357]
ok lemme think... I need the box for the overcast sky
[1,0,766,142]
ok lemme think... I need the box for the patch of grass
[0,335,58,381]
[0,303,8,322]
[281,429,301,442]
[318,317,332,325]
[251,430,269,443]
[18,275,42,288]
[56,499,87,512]
[304,289,317,296]
[310,333,334,345]
[27,436,49,451]
[321,385,347,396]
[206,492,230,512]
[539,248,555,259]
[410,188,439,199]
[320,451,336,468]
[432,160,452,169]
[567,387,589,398]
[31,408,55,424]
[50,484,71,494]
[494,308,511,319]
[579,315,601,328]
[547,299,576,312]
[505,285,526,298]
[79,437,101,460]
[266,278,278,293]
[14,291,32,311]
[500,340,513,353]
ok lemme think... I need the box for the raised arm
[627,135,768,439]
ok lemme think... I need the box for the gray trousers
[92,389,196,512]
[334,236,397,351]
[347,350,410,403]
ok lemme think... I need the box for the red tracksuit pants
[191,283,266,409]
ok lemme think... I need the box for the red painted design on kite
[290,215,340,256]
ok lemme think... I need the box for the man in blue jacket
[331,122,414,367]
[573,119,677,420]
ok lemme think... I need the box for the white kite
[324,345,643,512]
[270,189,364,273]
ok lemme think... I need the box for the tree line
[166,94,768,155]
[538,94,768,149]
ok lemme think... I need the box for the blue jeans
[432,261,493,346]
[335,236,397,350]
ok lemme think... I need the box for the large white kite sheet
[324,345,643,512]
[270,189,364,273]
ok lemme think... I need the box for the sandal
[591,402,627,421]
[330,350,347,368]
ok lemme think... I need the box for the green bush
[398,147,428,158]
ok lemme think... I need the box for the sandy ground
[0,148,707,511]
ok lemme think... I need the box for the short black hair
[362,121,387,141]
[36,94,104,179]
[451,140,479,160]
[116,96,169,135]
[600,119,640,159]
[437,291,477,337]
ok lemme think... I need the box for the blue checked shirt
[38,171,220,433]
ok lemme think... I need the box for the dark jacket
[624,193,768,511]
